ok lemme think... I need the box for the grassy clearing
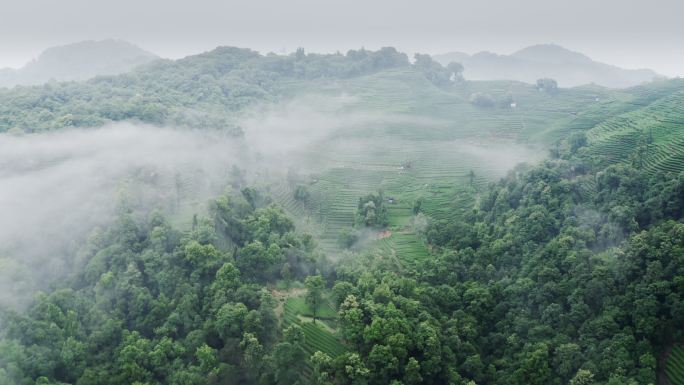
[285,295,338,320]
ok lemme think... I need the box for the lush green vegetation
[285,296,337,321]
[324,138,684,385]
[0,189,325,385]
[1,46,683,385]
[282,294,346,364]
[586,90,684,174]
[355,191,389,228]
[0,46,409,133]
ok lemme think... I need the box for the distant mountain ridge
[433,44,663,88]
[0,39,159,88]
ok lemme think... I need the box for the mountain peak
[433,44,660,88]
[35,39,156,63]
[511,44,593,64]
[0,39,159,88]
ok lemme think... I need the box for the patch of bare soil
[271,287,306,320]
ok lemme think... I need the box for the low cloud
[0,94,542,310]
[0,124,240,309]
[0,95,416,309]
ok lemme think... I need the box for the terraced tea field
[278,290,346,377]
[372,231,432,268]
[272,133,541,255]
[270,71,684,268]
[587,90,684,173]
[667,346,684,385]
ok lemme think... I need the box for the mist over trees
[0,47,411,134]
[0,189,325,385]
[0,41,683,385]
[537,78,559,94]
[356,191,389,228]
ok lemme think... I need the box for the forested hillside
[0,47,409,133]
[1,189,324,385]
[0,47,683,385]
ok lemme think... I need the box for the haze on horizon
[1,0,682,77]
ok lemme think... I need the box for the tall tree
[305,275,326,324]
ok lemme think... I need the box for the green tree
[469,92,495,108]
[513,344,552,385]
[196,344,218,376]
[281,262,293,286]
[240,333,264,383]
[305,275,326,324]
[570,369,595,385]
[404,357,423,385]
[446,62,464,81]
[554,343,582,381]
[311,351,334,385]
[537,78,558,94]
[271,338,306,385]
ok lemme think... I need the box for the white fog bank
[0,124,241,309]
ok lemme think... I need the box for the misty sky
[1,0,683,76]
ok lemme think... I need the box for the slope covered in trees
[0,188,325,385]
[314,130,684,384]
[0,46,683,385]
[0,47,410,133]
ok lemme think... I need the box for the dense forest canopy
[0,47,412,133]
[0,45,683,385]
